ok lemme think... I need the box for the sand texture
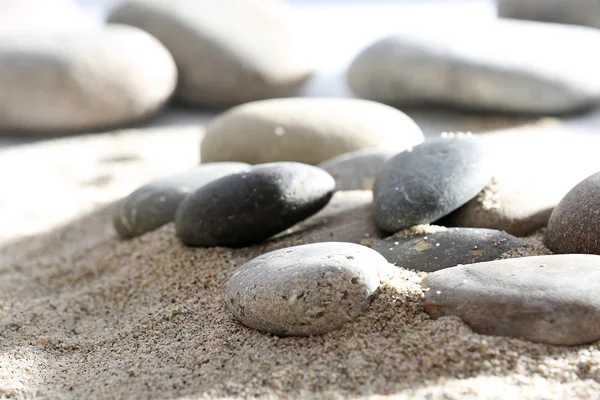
[2,113,600,399]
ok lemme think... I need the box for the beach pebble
[371,227,523,273]
[545,171,600,254]
[113,162,249,239]
[226,242,385,336]
[318,149,397,191]
[347,20,600,114]
[373,136,492,233]
[422,254,600,345]
[498,0,600,30]
[175,162,335,247]
[0,24,177,133]
[108,0,312,107]
[200,98,423,165]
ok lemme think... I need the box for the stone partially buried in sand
[347,20,600,114]
[318,148,397,191]
[200,98,423,165]
[422,254,600,345]
[373,135,492,233]
[108,0,312,107]
[545,171,600,254]
[371,227,523,273]
[226,242,385,336]
[114,162,249,239]
[0,24,177,133]
[498,0,600,30]
[175,162,335,247]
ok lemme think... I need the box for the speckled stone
[373,136,492,233]
[422,254,600,345]
[371,227,523,272]
[113,162,249,239]
[498,0,600,30]
[175,162,335,247]
[347,20,600,114]
[226,242,387,336]
[545,171,600,255]
[200,98,423,165]
[318,148,397,191]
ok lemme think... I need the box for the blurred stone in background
[498,0,600,29]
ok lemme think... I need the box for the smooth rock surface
[175,162,335,247]
[374,135,492,233]
[371,227,523,272]
[226,242,385,336]
[545,171,600,254]
[498,0,600,30]
[113,162,249,239]
[0,24,177,133]
[108,0,312,107]
[347,20,600,114]
[318,148,397,191]
[422,254,600,345]
[201,98,423,165]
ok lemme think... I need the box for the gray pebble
[226,242,387,336]
[422,254,600,345]
[371,227,523,273]
[114,162,249,239]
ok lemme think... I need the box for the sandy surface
[2,111,600,399]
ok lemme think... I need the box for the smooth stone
[318,148,397,191]
[371,227,523,273]
[113,162,250,239]
[175,162,335,247]
[373,135,492,233]
[347,20,600,114]
[545,171,600,254]
[498,0,600,30]
[226,242,386,336]
[200,98,424,165]
[108,0,312,107]
[422,254,600,345]
[0,24,177,133]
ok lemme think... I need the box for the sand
[2,113,600,399]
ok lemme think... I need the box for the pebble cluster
[6,0,600,347]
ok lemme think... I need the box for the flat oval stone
[200,98,424,165]
[373,135,492,233]
[0,24,177,133]
[371,227,523,272]
[226,242,386,336]
[347,20,600,114]
[113,162,249,239]
[175,162,335,247]
[108,0,312,107]
[422,254,600,345]
[545,171,600,254]
[498,0,600,30]
[318,148,397,191]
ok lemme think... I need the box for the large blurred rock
[108,0,312,108]
[498,0,600,30]
[0,24,177,133]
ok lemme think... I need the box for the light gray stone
[498,0,600,30]
[0,24,177,133]
[226,242,386,336]
[347,20,600,114]
[201,98,424,165]
[108,0,312,107]
[422,254,600,345]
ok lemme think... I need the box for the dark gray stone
[175,162,335,247]
[422,254,600,345]
[114,162,249,239]
[373,136,492,233]
[318,148,397,191]
[226,242,386,336]
[545,171,600,255]
[498,0,600,30]
[371,227,523,272]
